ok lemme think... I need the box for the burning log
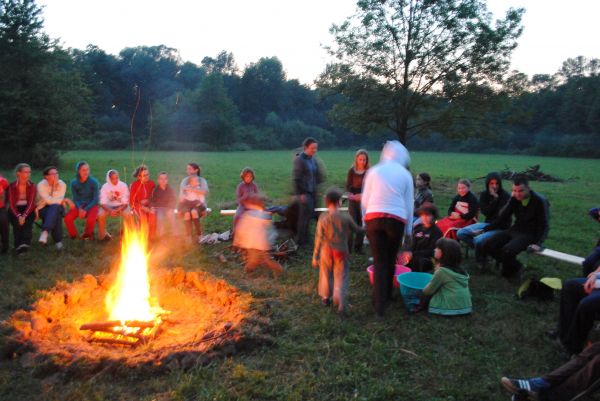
[80,321,156,331]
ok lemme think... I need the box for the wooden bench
[533,248,584,266]
[219,207,348,216]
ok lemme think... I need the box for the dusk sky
[37,0,600,85]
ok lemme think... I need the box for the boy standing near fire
[313,188,364,316]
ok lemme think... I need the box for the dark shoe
[81,234,93,241]
[546,329,558,340]
[501,376,549,399]
[321,298,331,307]
[100,233,112,242]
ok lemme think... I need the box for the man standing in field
[481,177,549,279]
[292,137,323,247]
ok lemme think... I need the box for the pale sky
[37,0,600,85]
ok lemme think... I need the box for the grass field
[0,150,599,401]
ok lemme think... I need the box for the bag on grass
[517,277,562,301]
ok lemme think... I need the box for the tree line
[1,0,599,168]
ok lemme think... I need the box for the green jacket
[422,267,472,316]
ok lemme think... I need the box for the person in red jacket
[129,165,156,239]
[0,173,9,254]
[7,163,36,254]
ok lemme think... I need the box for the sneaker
[55,242,63,250]
[501,376,549,399]
[39,231,49,245]
[16,244,29,254]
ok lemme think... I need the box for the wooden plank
[535,248,584,265]
[220,207,348,216]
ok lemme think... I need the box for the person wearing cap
[361,140,414,318]
[64,161,100,239]
[399,202,442,272]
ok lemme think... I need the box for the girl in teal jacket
[423,238,472,316]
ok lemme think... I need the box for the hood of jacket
[485,171,503,192]
[380,140,410,168]
[441,267,470,286]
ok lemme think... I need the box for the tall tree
[0,0,91,166]
[239,57,286,125]
[194,73,240,147]
[318,0,524,144]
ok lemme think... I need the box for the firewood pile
[499,165,562,182]
[1,268,272,384]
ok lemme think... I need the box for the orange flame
[105,221,162,323]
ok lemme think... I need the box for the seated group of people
[0,161,209,254]
[407,171,549,281]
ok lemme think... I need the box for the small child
[178,174,208,243]
[233,167,259,236]
[422,238,472,316]
[312,188,364,316]
[151,172,177,236]
[233,194,284,277]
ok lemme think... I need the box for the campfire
[4,223,272,379]
[79,222,166,346]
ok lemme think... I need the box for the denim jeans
[456,222,500,261]
[39,204,64,243]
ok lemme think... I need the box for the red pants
[133,209,156,240]
[64,205,99,238]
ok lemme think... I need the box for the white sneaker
[39,231,49,245]
[55,242,63,250]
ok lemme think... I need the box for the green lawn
[0,150,599,401]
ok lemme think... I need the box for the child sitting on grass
[233,194,284,277]
[422,238,472,316]
[312,188,364,316]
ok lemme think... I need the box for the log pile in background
[499,164,562,182]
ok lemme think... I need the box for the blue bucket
[396,272,433,312]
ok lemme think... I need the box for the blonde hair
[353,149,370,170]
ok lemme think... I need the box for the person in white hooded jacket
[361,140,414,317]
[98,169,130,240]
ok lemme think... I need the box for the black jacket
[447,191,479,221]
[411,224,443,258]
[292,152,322,195]
[479,172,510,225]
[484,190,549,245]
